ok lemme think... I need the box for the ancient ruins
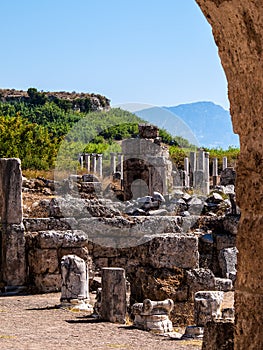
[0,124,239,349]
[0,1,263,349]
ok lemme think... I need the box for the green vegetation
[0,88,240,171]
[204,146,240,171]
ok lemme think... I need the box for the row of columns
[110,152,124,180]
[78,153,103,178]
[183,150,229,195]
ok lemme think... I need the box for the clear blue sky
[0,0,229,109]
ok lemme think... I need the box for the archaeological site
[0,1,263,350]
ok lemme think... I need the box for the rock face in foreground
[196,1,263,348]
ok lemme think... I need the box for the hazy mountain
[165,102,239,149]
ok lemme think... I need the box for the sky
[0,0,229,110]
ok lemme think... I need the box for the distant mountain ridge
[165,101,239,149]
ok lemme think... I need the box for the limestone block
[100,267,127,323]
[82,174,100,182]
[34,273,61,293]
[1,223,26,286]
[218,247,237,281]
[186,269,216,300]
[35,230,88,249]
[132,298,174,334]
[138,124,159,139]
[49,197,87,219]
[145,233,199,269]
[221,308,235,321]
[183,326,204,339]
[0,158,23,224]
[60,254,89,302]
[23,217,76,232]
[234,291,263,350]
[220,167,236,186]
[194,291,224,327]
[28,249,59,274]
[134,314,173,333]
[215,234,236,251]
[202,320,234,350]
[222,216,239,235]
[214,278,233,292]
[58,247,89,265]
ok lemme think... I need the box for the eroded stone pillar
[184,157,190,187]
[100,267,126,323]
[195,1,263,348]
[60,254,93,313]
[97,154,103,178]
[189,151,197,187]
[110,152,116,175]
[204,152,210,195]
[212,158,219,188]
[84,153,91,172]
[223,157,228,171]
[0,158,26,287]
[91,153,97,173]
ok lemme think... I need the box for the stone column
[197,149,204,171]
[184,157,190,187]
[60,254,93,313]
[0,158,26,287]
[97,154,103,178]
[91,153,97,174]
[117,153,124,189]
[189,151,197,187]
[78,153,84,169]
[100,267,127,323]
[212,158,218,188]
[222,157,228,171]
[110,152,116,175]
[117,153,124,179]
[84,153,91,172]
[204,152,210,195]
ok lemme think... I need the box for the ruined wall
[196,1,263,348]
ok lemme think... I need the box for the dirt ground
[0,293,202,350]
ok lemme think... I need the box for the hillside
[0,88,143,169]
[0,88,110,112]
[165,102,240,149]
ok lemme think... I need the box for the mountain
[164,102,239,149]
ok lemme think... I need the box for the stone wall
[24,215,236,324]
[195,1,263,348]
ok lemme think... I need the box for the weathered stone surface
[234,291,263,350]
[23,217,76,232]
[132,298,174,334]
[0,158,23,224]
[31,230,88,249]
[1,223,26,286]
[218,247,237,281]
[34,273,61,293]
[215,234,236,251]
[186,269,216,300]
[194,291,224,326]
[28,249,59,275]
[195,1,263,347]
[222,215,239,235]
[220,168,236,186]
[214,277,233,292]
[100,267,126,323]
[143,233,199,269]
[202,320,234,350]
[60,255,89,302]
